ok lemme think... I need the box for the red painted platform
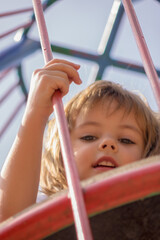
[0,155,160,240]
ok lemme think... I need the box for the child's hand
[26,59,82,120]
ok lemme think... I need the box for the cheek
[72,147,83,167]
[73,147,88,164]
[123,147,143,163]
[73,150,88,180]
[134,144,144,159]
[73,143,95,159]
[72,142,89,155]
[73,149,80,161]
[134,150,143,161]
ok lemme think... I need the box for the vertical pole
[122,0,160,110]
[32,1,93,239]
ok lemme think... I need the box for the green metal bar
[17,65,28,99]
[111,58,160,77]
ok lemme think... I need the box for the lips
[93,156,118,169]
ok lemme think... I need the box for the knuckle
[32,68,41,77]
[34,70,47,81]
[61,71,68,79]
[53,58,59,63]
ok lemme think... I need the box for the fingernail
[75,63,81,68]
[78,78,82,84]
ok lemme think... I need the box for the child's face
[70,101,144,180]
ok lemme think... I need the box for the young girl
[0,59,160,222]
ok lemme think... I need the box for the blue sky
[0,0,160,168]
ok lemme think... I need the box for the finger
[45,70,69,82]
[44,63,82,85]
[47,75,70,97]
[34,69,71,87]
[34,70,70,96]
[44,58,81,70]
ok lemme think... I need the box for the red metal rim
[0,157,160,240]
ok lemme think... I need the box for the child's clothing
[36,191,48,203]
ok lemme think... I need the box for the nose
[98,138,118,153]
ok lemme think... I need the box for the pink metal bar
[0,68,13,81]
[32,1,93,239]
[0,82,19,104]
[0,20,34,39]
[0,7,33,17]
[0,99,25,138]
[122,0,160,110]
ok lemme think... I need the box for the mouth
[92,156,118,170]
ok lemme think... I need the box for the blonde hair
[40,80,160,195]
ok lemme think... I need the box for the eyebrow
[76,122,141,135]
[75,121,101,129]
[119,124,141,135]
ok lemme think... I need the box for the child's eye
[119,138,135,144]
[80,135,97,141]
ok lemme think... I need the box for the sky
[0,0,160,169]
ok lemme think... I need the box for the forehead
[74,101,138,127]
